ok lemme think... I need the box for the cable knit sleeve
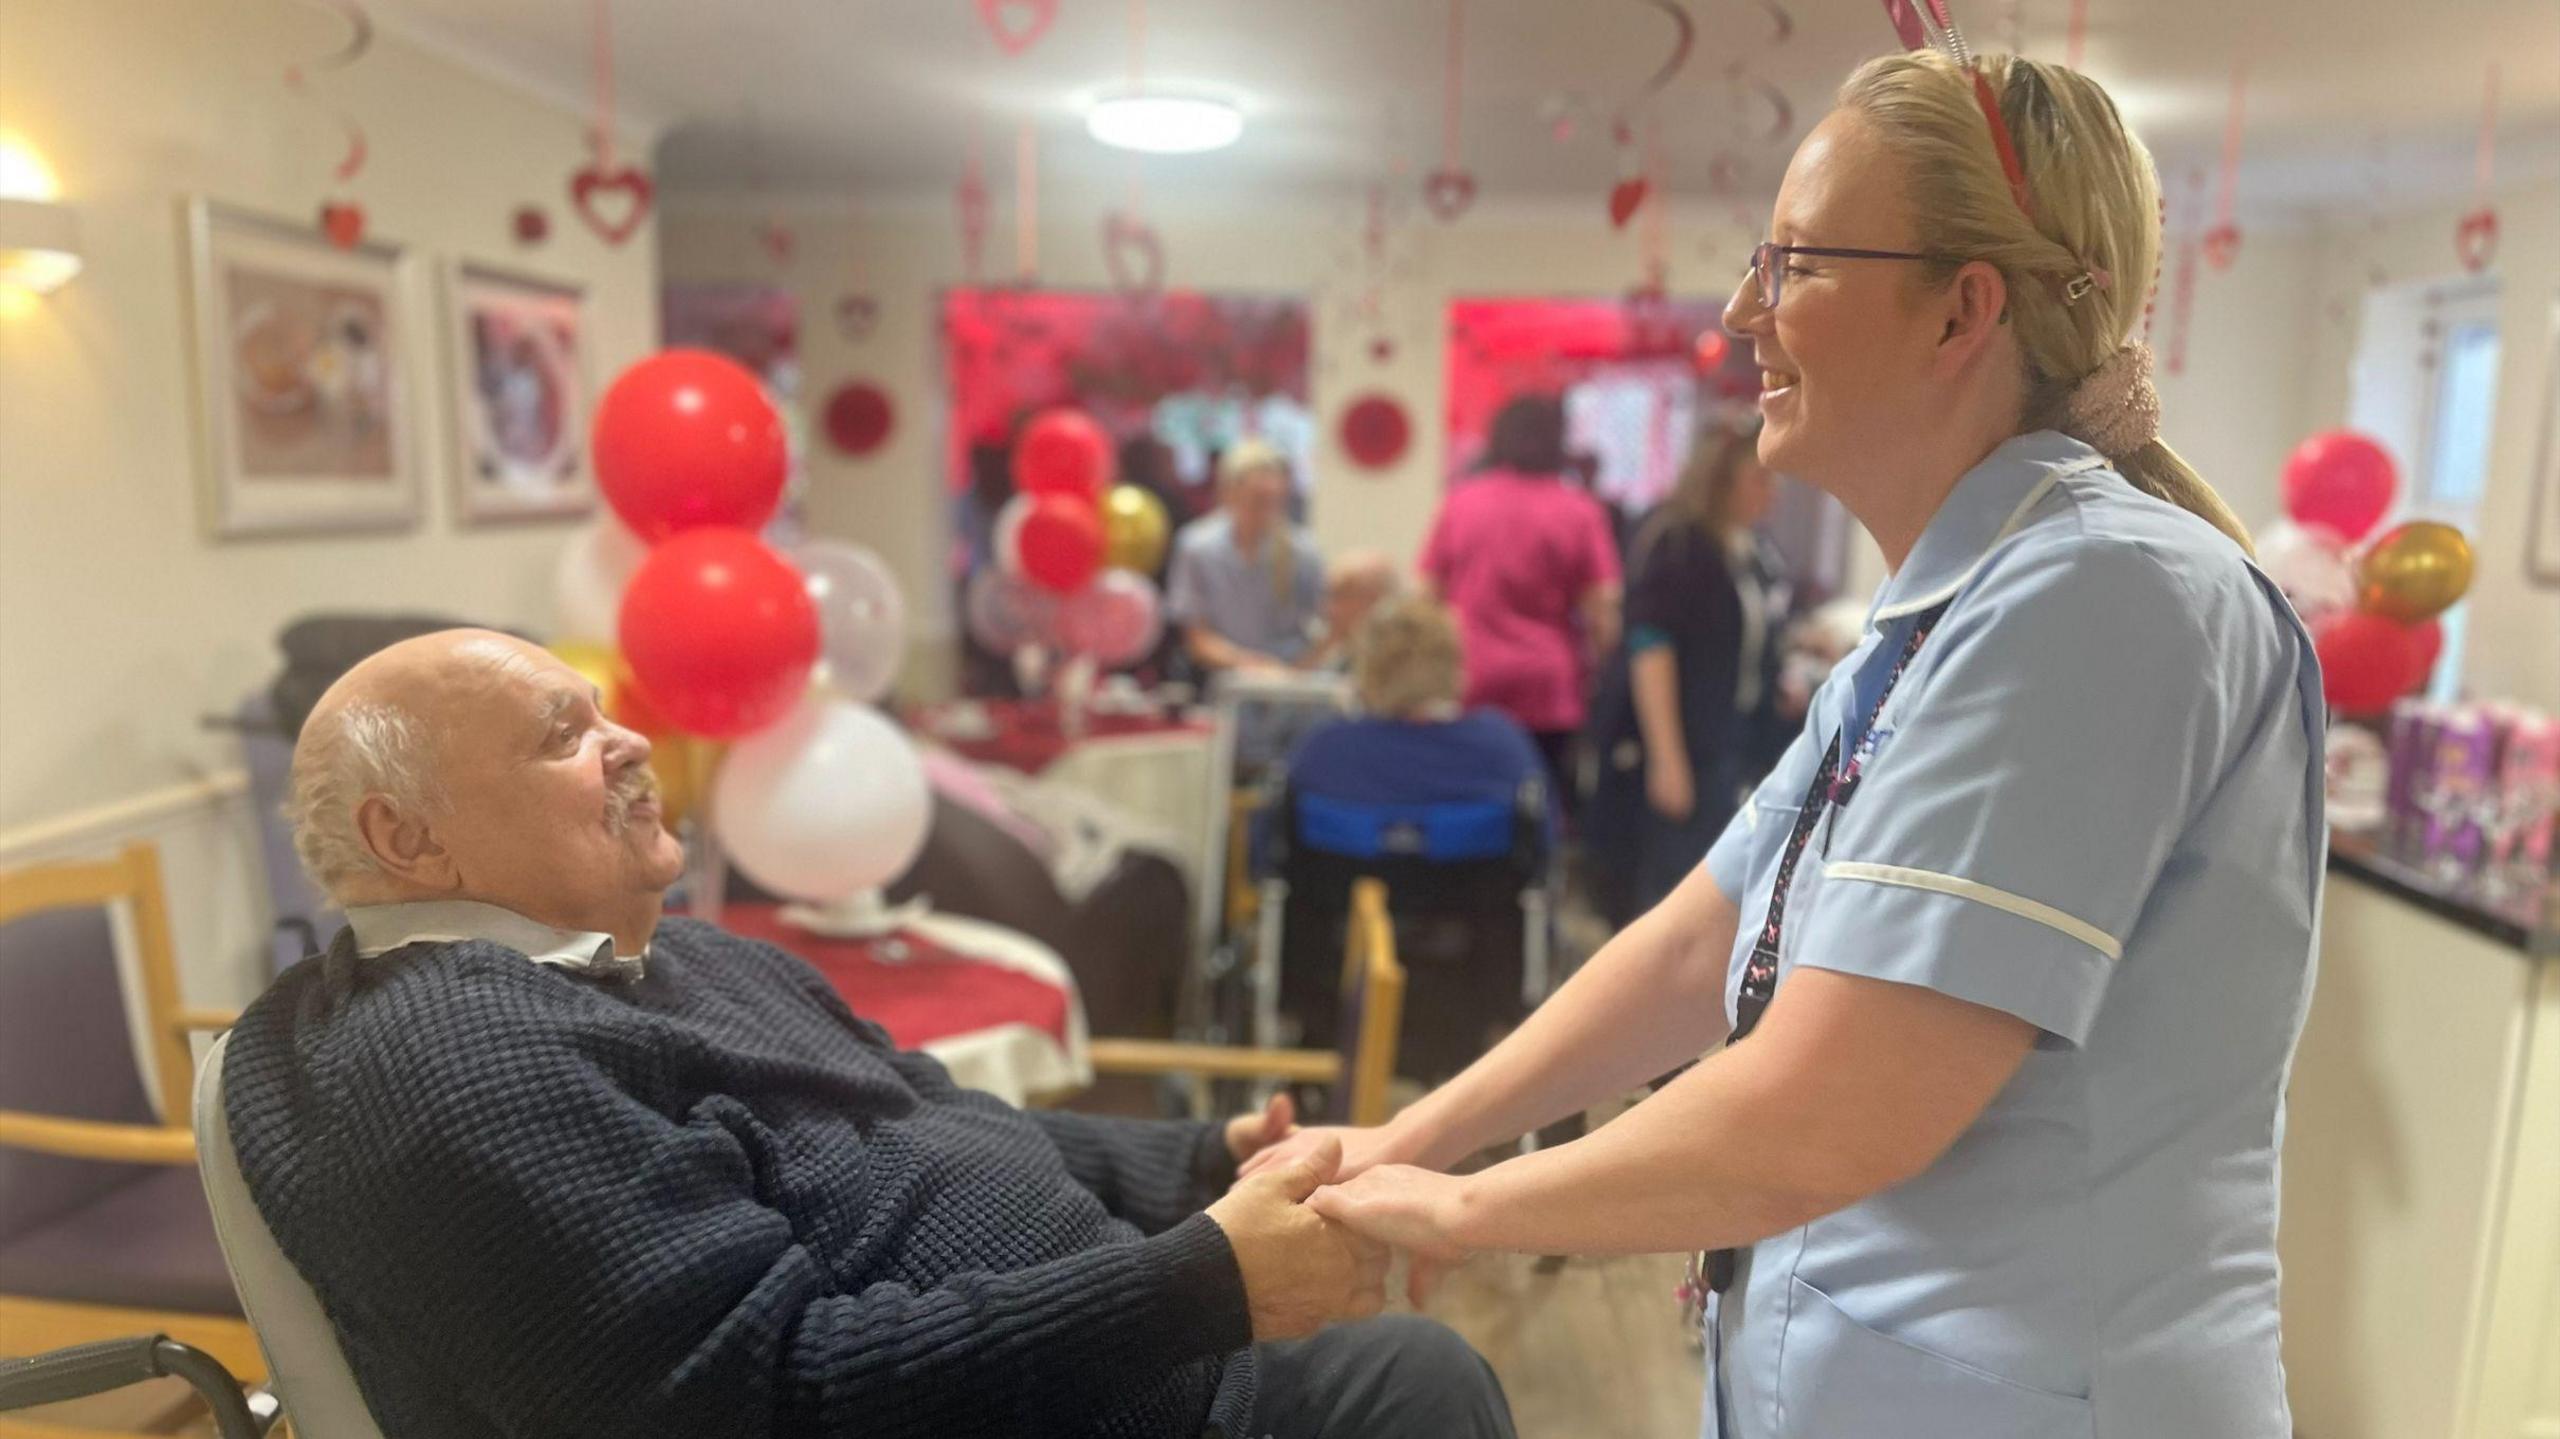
[1028,1108,1240,1235]
[225,960,1253,1439]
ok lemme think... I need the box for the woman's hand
[1235,1122,1412,1185]
[1646,752,1696,821]
[1307,1164,1474,1305]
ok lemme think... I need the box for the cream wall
[2291,180,2560,711]
[0,0,659,1003]
[663,193,2324,648]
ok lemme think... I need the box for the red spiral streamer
[1442,0,1466,169]
[283,0,371,183]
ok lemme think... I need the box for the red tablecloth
[916,698,1209,776]
[723,903,1072,1051]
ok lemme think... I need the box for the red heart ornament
[570,163,654,247]
[976,0,1056,56]
[2455,208,2499,274]
[833,294,881,343]
[1608,177,1652,229]
[1101,212,1166,300]
[511,206,549,245]
[759,221,795,266]
[318,200,365,250]
[1423,168,1478,224]
[2201,222,2241,272]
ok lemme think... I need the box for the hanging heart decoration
[976,0,1057,57]
[2455,209,2499,274]
[759,220,795,266]
[1423,167,1478,223]
[2200,222,2241,272]
[833,294,881,343]
[570,163,654,247]
[1102,211,1167,300]
[1609,176,1652,229]
[319,200,366,250]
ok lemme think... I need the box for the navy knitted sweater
[223,918,1258,1438]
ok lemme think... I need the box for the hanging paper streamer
[976,0,1057,56]
[2066,0,2088,69]
[1015,122,1039,284]
[2455,63,2498,274]
[1999,0,2023,57]
[283,0,372,247]
[956,142,990,285]
[570,0,653,247]
[2202,63,2245,271]
[1759,0,1795,46]
[2165,168,2204,376]
[1423,0,1478,223]
[1625,1,1697,108]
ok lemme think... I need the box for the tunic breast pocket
[1777,1277,2093,1439]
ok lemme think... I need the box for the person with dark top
[227,628,1514,1439]
[1584,414,1791,929]
[1420,395,1622,813]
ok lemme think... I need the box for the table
[722,902,1092,1105]
[917,697,1211,777]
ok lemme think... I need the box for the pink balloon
[965,566,1060,654]
[2282,431,2398,543]
[1055,570,1165,668]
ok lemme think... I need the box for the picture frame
[185,198,423,539]
[2528,296,2560,586]
[442,260,594,524]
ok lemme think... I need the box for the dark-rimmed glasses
[1743,242,1957,311]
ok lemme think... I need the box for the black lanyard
[1703,599,1948,1294]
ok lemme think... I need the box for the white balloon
[799,540,909,704]
[2260,519,2355,623]
[993,494,1033,576]
[552,518,649,644]
[714,698,931,903]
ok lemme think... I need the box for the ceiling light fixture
[1085,93,1243,155]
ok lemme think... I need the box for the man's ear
[1935,259,2012,370]
[354,795,458,892]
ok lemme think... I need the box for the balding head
[287,630,685,951]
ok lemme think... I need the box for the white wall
[0,0,660,1005]
[663,191,2326,651]
[2291,180,2560,711]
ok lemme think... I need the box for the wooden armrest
[174,1006,240,1033]
[1086,1039,1341,1085]
[0,1110,197,1166]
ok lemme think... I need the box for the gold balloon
[2357,521,2474,623]
[1101,484,1171,574]
[550,641,622,703]
[552,642,721,830]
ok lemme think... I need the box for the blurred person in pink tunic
[1420,393,1624,805]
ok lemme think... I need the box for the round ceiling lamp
[1085,93,1244,155]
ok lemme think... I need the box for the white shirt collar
[342,899,645,979]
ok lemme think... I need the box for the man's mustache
[604,767,662,831]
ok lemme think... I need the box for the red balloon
[2312,610,2428,716]
[1014,409,1113,501]
[593,349,788,543]
[618,528,820,738]
[1693,330,1732,372]
[2282,431,2398,544]
[1015,493,1106,594]
[2409,617,2445,676]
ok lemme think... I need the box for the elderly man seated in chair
[225,628,1514,1439]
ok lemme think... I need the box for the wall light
[0,136,78,295]
[1085,93,1244,155]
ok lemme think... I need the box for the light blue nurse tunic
[1698,431,2326,1438]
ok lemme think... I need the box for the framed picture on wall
[185,199,423,538]
[2530,297,2560,586]
[442,261,592,523]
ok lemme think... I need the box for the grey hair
[284,700,445,896]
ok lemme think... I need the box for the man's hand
[1204,1136,1389,1341]
[1224,1091,1298,1165]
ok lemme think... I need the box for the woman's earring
[1998,308,2011,325]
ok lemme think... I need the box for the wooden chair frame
[1089,877,1406,1127]
[0,841,261,1428]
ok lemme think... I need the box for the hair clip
[2063,267,2112,303]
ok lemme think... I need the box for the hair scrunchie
[2061,341,2161,461]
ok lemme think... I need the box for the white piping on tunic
[1822,860,2124,960]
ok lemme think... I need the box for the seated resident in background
[225,628,1515,1439]
[1166,439,1326,679]
[1308,549,1401,672]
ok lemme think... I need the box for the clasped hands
[1209,1096,1473,1342]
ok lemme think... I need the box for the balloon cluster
[2261,430,2476,716]
[550,349,929,904]
[969,408,1169,669]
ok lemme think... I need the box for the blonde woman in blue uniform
[1246,49,2324,1438]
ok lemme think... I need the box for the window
[2348,277,2501,701]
